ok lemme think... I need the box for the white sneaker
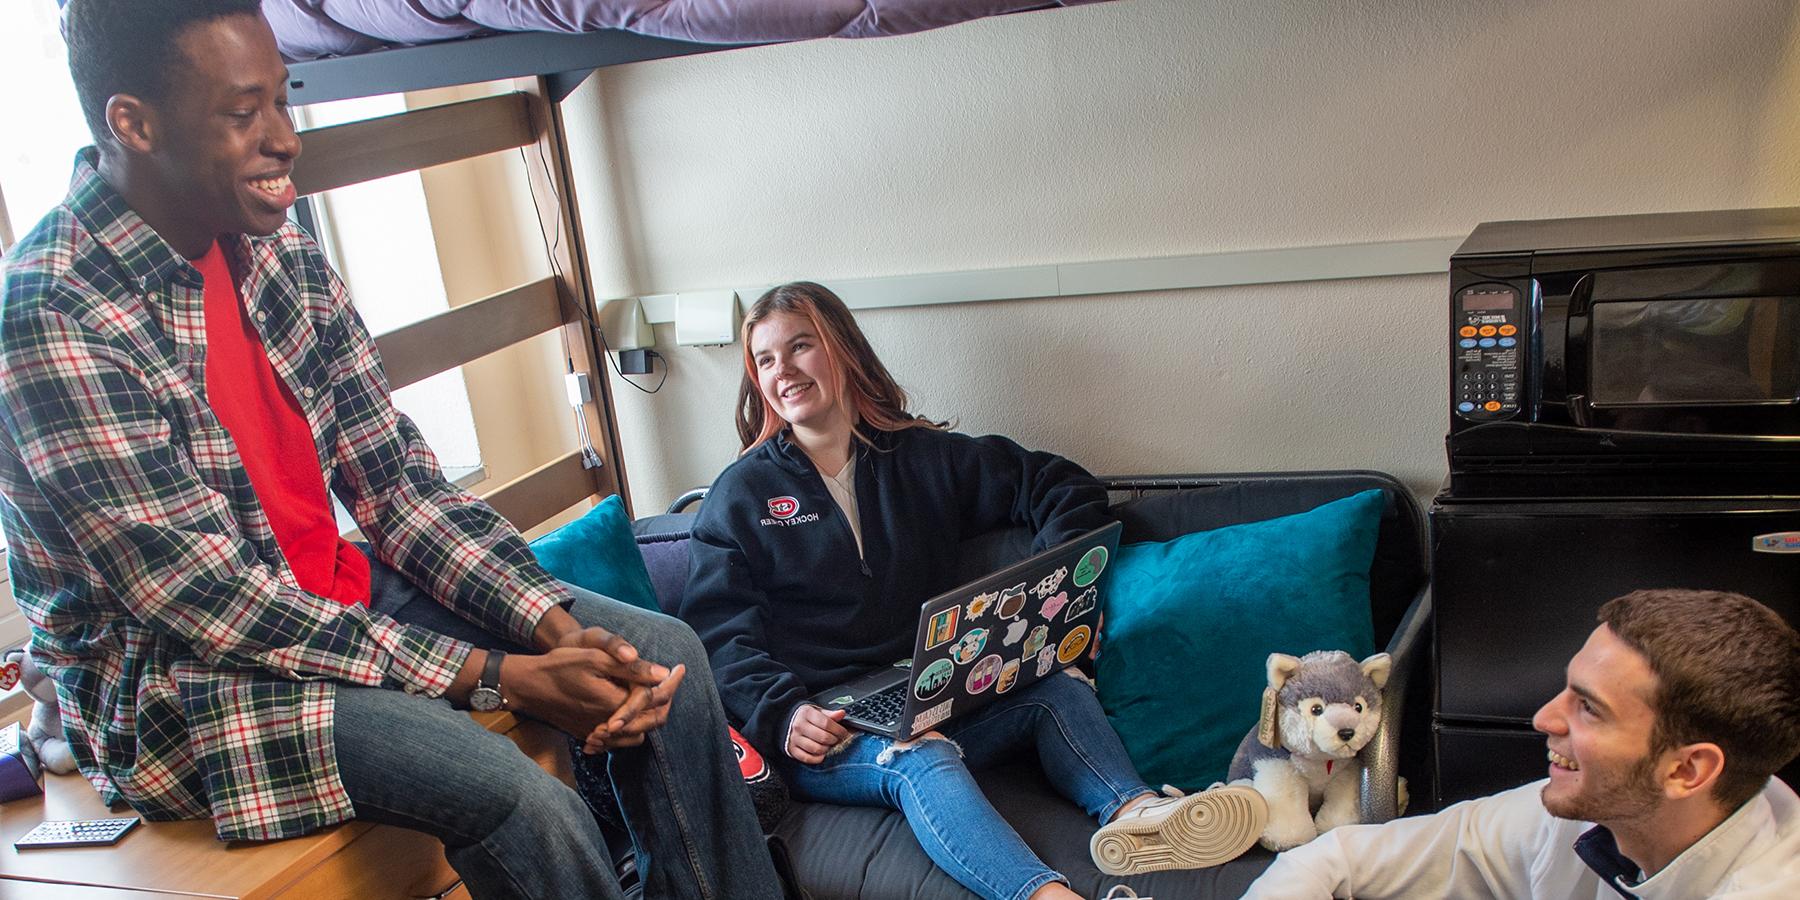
[1089,784,1266,875]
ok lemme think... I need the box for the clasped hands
[499,624,685,754]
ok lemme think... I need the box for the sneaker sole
[1089,786,1268,875]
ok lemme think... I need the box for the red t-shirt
[196,242,370,606]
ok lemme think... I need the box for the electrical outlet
[674,290,739,346]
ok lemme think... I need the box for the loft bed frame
[286,30,751,528]
[286,30,754,105]
[283,9,1089,529]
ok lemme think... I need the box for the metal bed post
[521,76,633,515]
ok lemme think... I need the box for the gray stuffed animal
[1226,650,1390,850]
[3,649,77,776]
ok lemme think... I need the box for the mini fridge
[1430,493,1800,808]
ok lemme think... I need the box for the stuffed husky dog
[2,649,76,777]
[1227,650,1390,850]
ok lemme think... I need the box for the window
[294,96,485,480]
[0,1,90,253]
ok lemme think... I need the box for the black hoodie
[680,426,1110,755]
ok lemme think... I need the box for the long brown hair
[736,282,946,451]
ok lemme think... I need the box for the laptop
[808,521,1123,741]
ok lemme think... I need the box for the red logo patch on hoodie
[767,496,799,519]
[728,726,770,783]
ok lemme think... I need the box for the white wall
[562,0,1800,510]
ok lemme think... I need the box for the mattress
[260,0,1110,61]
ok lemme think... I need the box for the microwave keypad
[1454,286,1521,419]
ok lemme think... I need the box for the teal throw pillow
[1095,489,1383,789]
[528,494,661,612]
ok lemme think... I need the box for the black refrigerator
[1430,493,1800,808]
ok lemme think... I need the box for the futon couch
[632,470,1432,900]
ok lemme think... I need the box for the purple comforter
[263,0,1108,61]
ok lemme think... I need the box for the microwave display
[1460,290,1516,311]
[1590,296,1800,407]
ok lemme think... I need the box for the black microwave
[1446,207,1800,498]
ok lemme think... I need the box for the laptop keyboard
[845,684,907,729]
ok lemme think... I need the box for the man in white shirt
[1245,588,1800,899]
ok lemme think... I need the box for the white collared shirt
[1244,777,1800,899]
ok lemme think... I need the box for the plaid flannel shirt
[0,153,569,841]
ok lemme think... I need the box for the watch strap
[481,650,506,687]
[479,650,506,706]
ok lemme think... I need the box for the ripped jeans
[776,673,1154,900]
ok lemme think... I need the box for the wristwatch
[469,650,507,712]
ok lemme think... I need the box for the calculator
[13,817,140,850]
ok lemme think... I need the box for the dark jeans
[333,559,783,899]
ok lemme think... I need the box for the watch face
[470,686,503,712]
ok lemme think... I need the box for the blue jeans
[776,672,1153,900]
[333,559,783,900]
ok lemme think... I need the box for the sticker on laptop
[1039,590,1069,620]
[829,694,855,707]
[966,654,1003,694]
[1031,566,1068,599]
[950,628,989,665]
[1072,546,1109,588]
[913,699,954,734]
[915,658,956,701]
[924,607,960,650]
[1023,624,1049,658]
[1063,587,1098,623]
[1003,619,1028,646]
[966,590,998,620]
[1036,645,1056,676]
[996,658,1021,694]
[997,584,1028,618]
[1057,625,1092,664]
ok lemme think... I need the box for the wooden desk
[0,712,565,900]
[0,883,199,899]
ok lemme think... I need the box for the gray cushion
[770,763,1275,899]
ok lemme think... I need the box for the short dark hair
[64,0,265,145]
[1598,589,1800,810]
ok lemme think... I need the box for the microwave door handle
[1563,274,1595,425]
[1566,394,1592,427]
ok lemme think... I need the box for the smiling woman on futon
[678,282,1264,900]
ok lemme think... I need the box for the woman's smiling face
[749,311,844,430]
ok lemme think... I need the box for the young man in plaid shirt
[0,2,781,897]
